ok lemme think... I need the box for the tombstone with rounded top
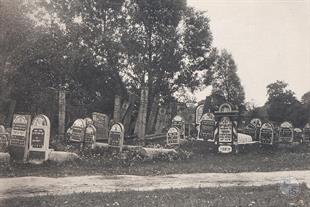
[167,127,180,146]
[0,125,9,152]
[9,114,31,162]
[172,115,185,139]
[259,122,274,145]
[195,104,204,125]
[70,119,86,143]
[198,113,215,141]
[84,125,96,149]
[108,123,124,152]
[279,121,294,143]
[29,114,51,162]
[84,117,93,126]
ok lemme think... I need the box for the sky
[188,0,310,106]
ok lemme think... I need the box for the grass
[1,141,310,177]
[3,185,310,207]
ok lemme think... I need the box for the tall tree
[205,49,245,108]
[266,81,308,127]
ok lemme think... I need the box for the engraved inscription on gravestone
[172,115,185,139]
[92,112,109,142]
[167,127,180,146]
[0,125,9,152]
[29,115,51,162]
[259,122,274,145]
[70,119,86,143]
[198,113,215,141]
[84,125,96,149]
[9,114,31,162]
[108,123,124,152]
[279,122,294,143]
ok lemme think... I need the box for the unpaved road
[0,170,309,200]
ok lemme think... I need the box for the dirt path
[0,170,310,200]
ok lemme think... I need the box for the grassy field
[3,185,309,207]
[1,141,310,177]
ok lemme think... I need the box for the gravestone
[195,104,204,125]
[92,112,109,142]
[244,118,262,141]
[84,125,96,149]
[259,122,274,145]
[303,123,310,143]
[0,125,9,152]
[134,86,148,144]
[198,113,215,141]
[294,128,303,143]
[108,123,124,152]
[70,119,86,143]
[9,114,31,162]
[29,114,51,162]
[113,95,121,122]
[278,122,294,143]
[172,115,185,139]
[167,127,180,146]
[214,103,239,154]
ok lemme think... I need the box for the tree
[301,91,310,105]
[0,0,35,97]
[266,81,308,127]
[205,49,245,108]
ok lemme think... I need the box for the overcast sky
[189,0,310,106]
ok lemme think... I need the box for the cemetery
[1,0,310,206]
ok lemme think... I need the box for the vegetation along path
[0,170,310,200]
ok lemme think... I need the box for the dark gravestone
[294,128,303,143]
[259,122,274,145]
[303,123,310,143]
[9,114,31,162]
[278,122,294,143]
[167,127,180,146]
[29,115,51,162]
[172,115,185,139]
[84,125,96,149]
[92,112,109,142]
[108,123,124,152]
[70,119,86,143]
[198,113,215,141]
[244,118,261,141]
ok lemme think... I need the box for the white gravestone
[84,125,96,149]
[29,114,51,162]
[172,115,185,139]
[108,123,124,152]
[259,122,274,145]
[70,119,86,143]
[198,113,215,141]
[167,127,180,146]
[279,122,294,143]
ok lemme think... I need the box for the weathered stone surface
[48,151,79,163]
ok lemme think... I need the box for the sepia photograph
[0,0,309,206]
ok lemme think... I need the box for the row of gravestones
[67,112,126,152]
[0,114,52,163]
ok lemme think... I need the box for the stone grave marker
[259,122,274,145]
[29,114,51,162]
[244,118,262,141]
[0,125,9,152]
[195,104,204,125]
[92,112,109,142]
[303,123,310,143]
[9,114,31,162]
[172,115,185,139]
[70,119,86,143]
[84,125,96,149]
[167,127,180,146]
[217,116,233,153]
[108,123,124,152]
[278,122,294,143]
[198,113,215,141]
[294,128,303,143]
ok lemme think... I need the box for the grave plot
[198,113,215,141]
[171,115,185,139]
[9,114,31,162]
[278,122,294,144]
[108,123,124,152]
[259,122,274,145]
[303,123,310,143]
[166,127,180,147]
[29,114,51,162]
[214,103,239,154]
[92,112,109,143]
